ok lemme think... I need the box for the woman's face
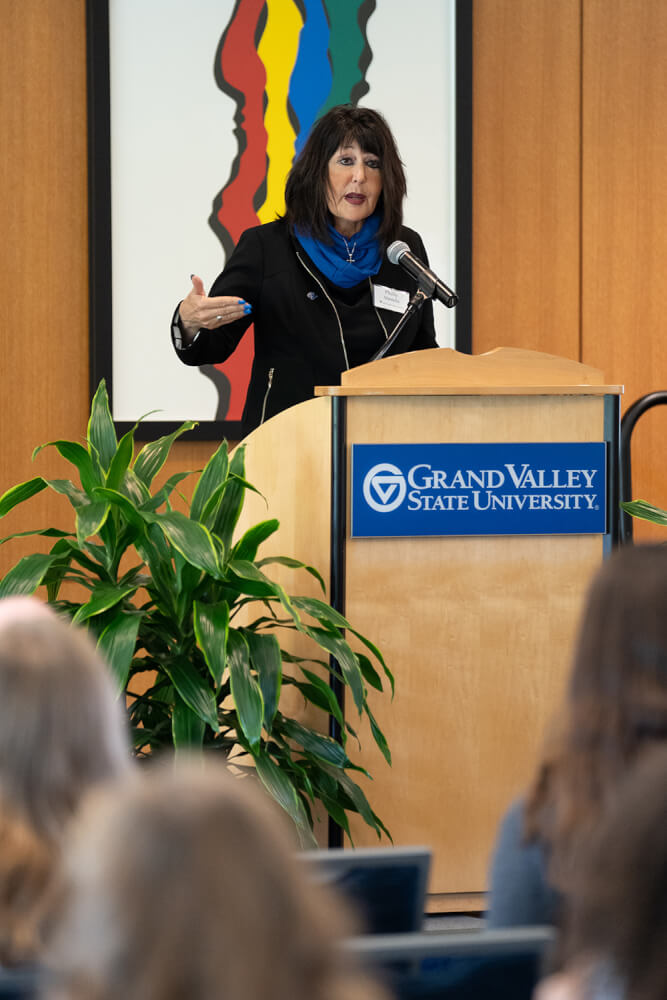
[326,140,382,237]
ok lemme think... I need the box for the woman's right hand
[178,275,252,338]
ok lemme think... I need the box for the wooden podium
[236,348,622,912]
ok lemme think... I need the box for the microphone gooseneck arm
[369,242,458,362]
[370,288,430,362]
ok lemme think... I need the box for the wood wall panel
[472,0,582,361]
[0,0,87,572]
[581,0,667,536]
[0,0,219,574]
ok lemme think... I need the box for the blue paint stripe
[288,0,333,154]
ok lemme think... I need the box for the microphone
[387,241,458,308]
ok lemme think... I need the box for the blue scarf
[295,213,382,288]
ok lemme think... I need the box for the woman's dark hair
[284,104,406,246]
[523,543,667,886]
[561,747,667,1000]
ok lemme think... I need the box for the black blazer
[173,219,437,432]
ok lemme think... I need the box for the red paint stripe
[217,0,267,241]
[214,0,268,420]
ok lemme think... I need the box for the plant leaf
[349,627,394,695]
[316,791,352,840]
[191,440,229,523]
[71,581,137,626]
[621,499,667,526]
[226,559,282,598]
[293,597,393,693]
[227,630,264,752]
[256,555,326,593]
[292,596,348,629]
[0,553,57,597]
[120,468,151,507]
[244,630,282,729]
[0,528,71,548]
[357,652,384,693]
[76,501,110,545]
[91,487,146,532]
[213,445,247,549]
[280,717,349,767]
[143,511,222,578]
[143,471,191,513]
[300,625,365,714]
[33,440,101,495]
[363,703,392,766]
[320,763,390,840]
[232,519,279,562]
[164,655,219,731]
[135,527,178,612]
[298,667,345,731]
[254,752,317,847]
[194,600,229,689]
[96,610,143,693]
[43,537,74,602]
[133,421,198,488]
[87,379,118,473]
[105,428,135,492]
[172,695,205,750]
[0,478,48,517]
[44,479,88,509]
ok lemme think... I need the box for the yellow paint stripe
[256,0,303,222]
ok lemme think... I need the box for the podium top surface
[315,347,623,397]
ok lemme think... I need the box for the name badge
[373,284,410,314]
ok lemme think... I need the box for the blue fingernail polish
[243,304,252,314]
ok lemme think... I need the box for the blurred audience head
[525,543,667,882]
[0,596,130,841]
[537,747,667,1000]
[45,758,382,1000]
[0,596,130,965]
[567,541,667,755]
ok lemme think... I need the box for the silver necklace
[342,236,357,263]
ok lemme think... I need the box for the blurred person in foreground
[44,758,387,1000]
[0,597,130,968]
[171,104,438,432]
[486,544,667,928]
[535,746,667,1000]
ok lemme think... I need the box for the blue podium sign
[351,442,607,538]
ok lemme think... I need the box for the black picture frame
[86,0,472,442]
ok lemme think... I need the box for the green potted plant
[0,381,392,845]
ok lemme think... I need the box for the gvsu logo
[362,463,406,513]
[351,442,607,538]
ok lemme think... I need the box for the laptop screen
[300,845,432,935]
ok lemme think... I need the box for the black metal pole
[605,394,621,555]
[328,395,347,848]
[619,391,667,544]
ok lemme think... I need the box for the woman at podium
[170,104,437,432]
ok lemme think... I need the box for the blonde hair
[0,597,130,964]
[0,807,56,966]
[47,759,385,1000]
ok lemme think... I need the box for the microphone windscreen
[386,240,410,265]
